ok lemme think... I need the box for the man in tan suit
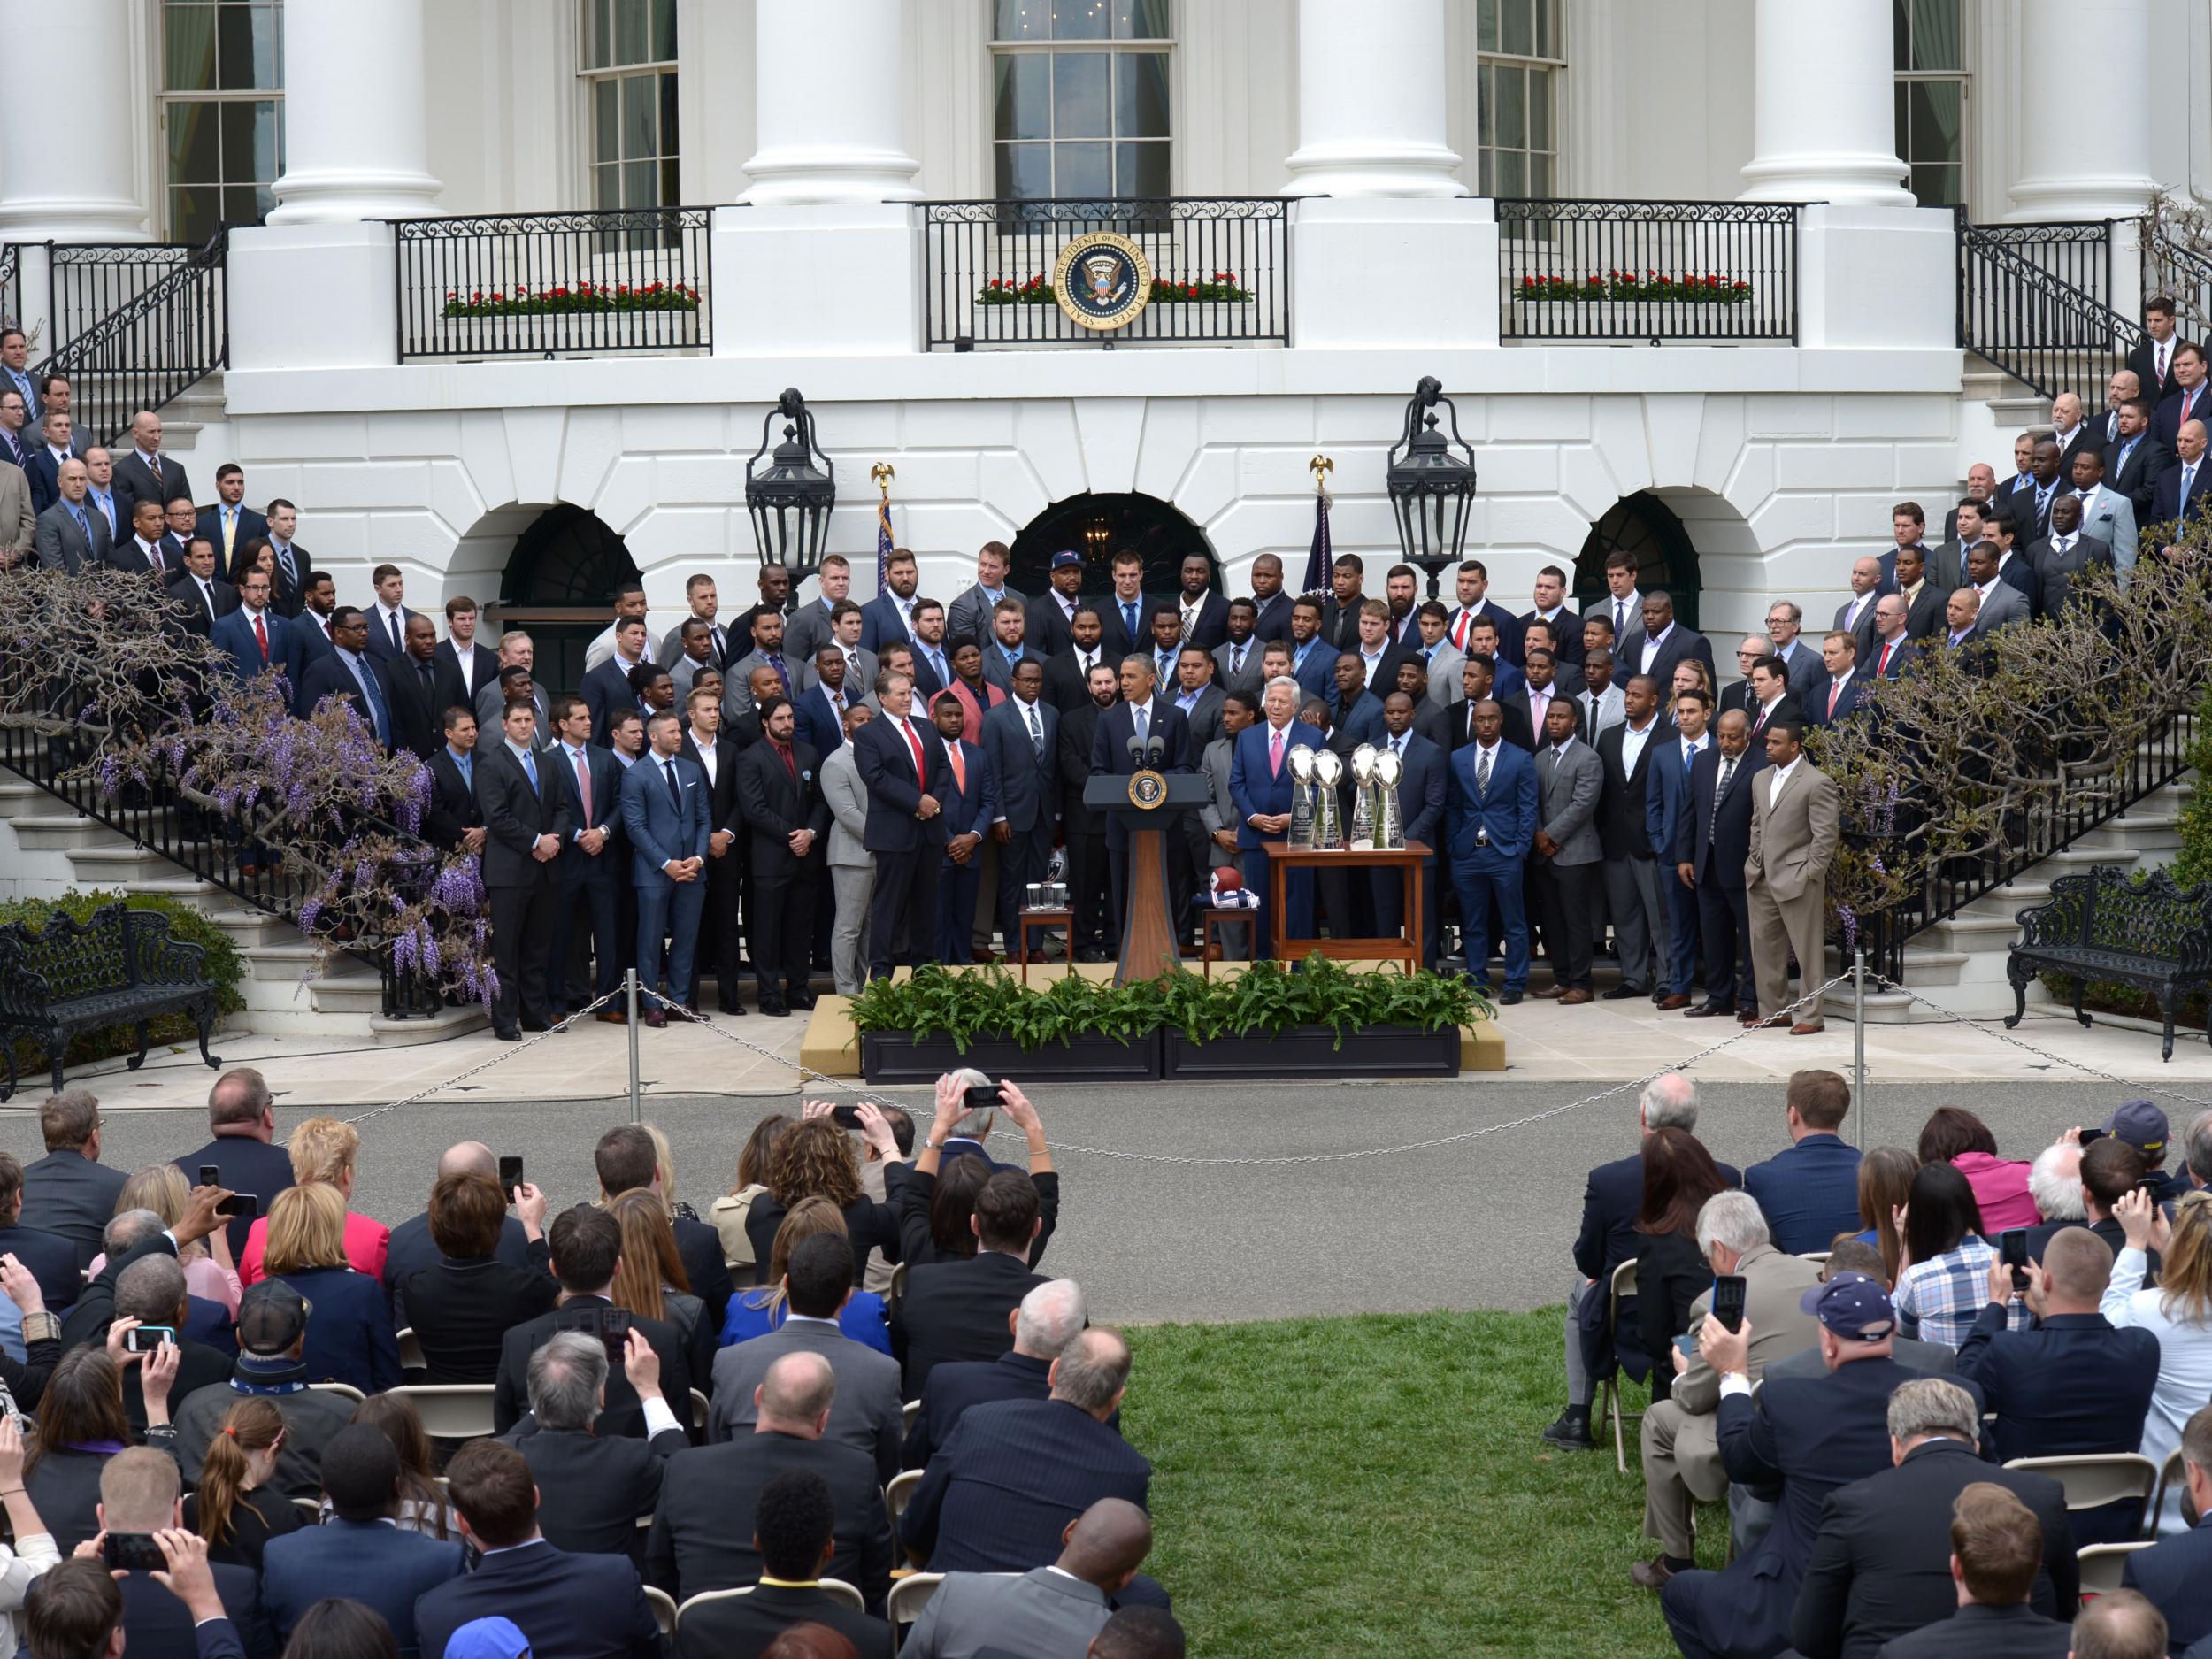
[1745,718,1841,1036]
[1633,1190,1822,1588]
[0,457,34,569]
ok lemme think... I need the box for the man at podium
[1090,654,1193,948]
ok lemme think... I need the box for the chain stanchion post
[1853,943,1867,1148]
[626,968,641,1124]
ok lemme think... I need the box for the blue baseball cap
[444,1620,529,1659]
[1050,549,1083,569]
[1798,1271,1896,1341]
[2107,1100,2169,1159]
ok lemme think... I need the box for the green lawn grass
[1124,1310,1712,1659]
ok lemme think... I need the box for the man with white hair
[1632,1191,1823,1590]
[904,1278,1093,1469]
[506,1329,686,1560]
[2025,1141,2085,1227]
[1547,1076,1738,1454]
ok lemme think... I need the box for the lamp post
[1386,375,1478,599]
[745,387,836,581]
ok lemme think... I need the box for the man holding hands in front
[621,710,710,1027]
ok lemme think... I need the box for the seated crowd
[1563,1065,2212,1659]
[0,1070,1175,1659]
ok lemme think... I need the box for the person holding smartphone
[897,1074,1059,1272]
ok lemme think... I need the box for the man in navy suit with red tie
[854,669,954,979]
[1229,676,1324,955]
[2154,342,2212,452]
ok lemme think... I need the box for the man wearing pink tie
[2154,342,2212,452]
[1229,676,1325,956]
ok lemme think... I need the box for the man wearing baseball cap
[1027,548,1088,661]
[2108,1101,2185,1202]
[168,1280,356,1502]
[1660,1272,1987,1659]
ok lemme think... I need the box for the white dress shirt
[1768,754,1801,807]
[1618,714,1656,778]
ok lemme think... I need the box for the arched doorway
[497,505,641,695]
[1010,492,1215,598]
[1574,491,1702,632]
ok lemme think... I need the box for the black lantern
[1386,375,1478,599]
[745,387,836,581]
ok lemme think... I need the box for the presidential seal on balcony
[1053,232,1153,332]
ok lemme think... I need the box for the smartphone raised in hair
[122,1325,175,1354]
[215,1193,257,1220]
[498,1156,524,1201]
[103,1533,166,1572]
[2000,1227,2030,1291]
[829,1105,863,1131]
[964,1082,1005,1112]
[1711,1274,1747,1334]
[2078,1127,2107,1146]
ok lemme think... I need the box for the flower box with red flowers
[440,278,702,318]
[1514,271,1754,306]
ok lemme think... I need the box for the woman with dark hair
[24,1347,149,1552]
[182,1396,299,1571]
[742,1108,903,1288]
[1916,1105,2039,1230]
[281,1597,402,1659]
[399,1171,556,1386]
[1894,1159,2025,1347]
[227,534,275,589]
[712,1113,791,1279]
[1853,1146,1918,1285]
[1632,1128,1732,1402]
[897,1074,1059,1270]
[608,1189,706,1368]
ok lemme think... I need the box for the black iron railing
[35,233,227,449]
[0,245,19,333]
[392,207,712,360]
[1496,199,1800,343]
[1957,215,2139,400]
[921,197,1288,349]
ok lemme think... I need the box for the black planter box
[1160,1023,1462,1080]
[860,1031,1161,1084]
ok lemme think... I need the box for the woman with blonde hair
[2108,1187,2212,1532]
[711,1113,790,1278]
[606,1189,704,1356]
[719,1196,890,1355]
[261,1184,399,1394]
[741,1106,902,1287]
[88,1164,242,1315]
[240,1117,389,1286]
[181,1395,299,1571]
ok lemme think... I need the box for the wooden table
[1260,841,1432,974]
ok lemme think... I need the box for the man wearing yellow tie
[196,463,269,580]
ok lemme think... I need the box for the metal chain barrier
[337,985,628,1128]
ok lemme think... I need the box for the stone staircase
[0,769,481,1048]
[1956,352,2049,483]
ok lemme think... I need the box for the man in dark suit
[2152,416,2212,554]
[856,546,920,654]
[1287,598,1339,710]
[292,607,396,746]
[1171,550,1230,651]
[1682,710,1768,1020]
[673,1470,893,1659]
[504,1330,687,1563]
[1742,1069,1863,1254]
[1866,596,1918,680]
[378,615,447,760]
[2154,342,2212,451]
[88,1450,273,1659]
[1212,599,1265,699]
[903,1279,1089,1470]
[261,1424,465,1657]
[1870,1498,2085,1659]
[1509,649,1585,750]
[161,538,237,644]
[1789,1376,2075,1659]
[1446,698,1539,1003]
[901,1329,1151,1588]
[414,1438,662,1659]
[2127,296,2181,408]
[1042,605,1110,714]
[2025,493,2115,618]
[649,1349,895,1611]
[733,695,827,1016]
[211,566,303,695]
[582,617,654,745]
[1441,559,1524,664]
[1743,657,1801,749]
[1248,552,1294,646]
[2121,1402,2212,1653]
[1617,592,1712,696]
[1806,631,1866,727]
[422,707,487,853]
[1662,1275,1983,1659]
[431,598,500,711]
[1025,548,1088,660]
[894,1171,1050,1396]
[673,688,745,1017]
[981,660,1059,956]
[1451,661,1534,750]
[156,498,199,570]
[381,1141,537,1325]
[169,1069,296,1262]
[109,411,189,529]
[1594,676,1673,1000]
[475,700,572,1041]
[1095,550,1157,661]
[1057,661,1118,962]
[854,670,954,979]
[196,466,269,573]
[1317,554,1369,652]
[19,1088,130,1271]
[620,710,709,1026]
[1088,655,1192,951]
[2108,397,2169,526]
[107,496,177,580]
[546,696,626,1022]
[1647,687,1710,1010]
[0,1152,87,1312]
[1367,695,1448,967]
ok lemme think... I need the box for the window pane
[1893,81,1909,162]
[624,158,654,208]
[587,0,611,68]
[1529,150,1551,197]
[1909,162,1961,208]
[1477,0,1499,54]
[1502,0,1533,56]
[1478,150,1493,196]
[658,71,679,161]
[265,1,282,88]
[240,99,279,182]
[593,161,621,210]
[621,73,656,162]
[1116,52,1169,139]
[1893,0,1910,71]
[660,156,680,205]
[1054,51,1110,137]
[994,53,1051,140]
[651,0,677,62]
[995,0,1047,40]
[1476,64,1494,147]
[1534,0,1552,58]
[615,0,648,65]
[1056,140,1112,198]
[595,78,620,163]
[1528,65,1550,148]
[995,141,1050,200]
[229,3,279,90]
[1050,0,1108,39]
[1117,140,1169,199]
[220,183,262,229]
[165,4,216,91]
[171,187,219,248]
[1113,0,1171,38]
[1494,65,1525,150]
[1908,79,1961,164]
[1906,0,1959,70]
[1496,150,1526,196]
[167,101,221,187]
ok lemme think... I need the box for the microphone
[1145,733,1166,768]
[1126,735,1146,767]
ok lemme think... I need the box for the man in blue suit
[1445,699,1539,1002]
[1228,676,1323,956]
[853,669,955,979]
[1089,656,1193,952]
[262,1425,463,1657]
[196,465,270,571]
[1367,694,1447,967]
[1646,687,1711,1010]
[1287,598,1338,710]
[415,1438,661,1659]
[1742,1068,1863,1255]
[981,660,1059,954]
[545,695,626,1022]
[857,547,919,653]
[2151,416,2212,558]
[930,691,997,964]
[211,566,304,692]
[620,710,710,1027]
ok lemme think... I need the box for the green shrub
[0,889,248,1079]
[849,956,1489,1052]
[2175,679,2212,888]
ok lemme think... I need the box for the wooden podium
[1082,773,1213,985]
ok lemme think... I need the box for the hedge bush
[0,890,248,1080]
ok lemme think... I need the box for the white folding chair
[396,1326,426,1371]
[902,1399,921,1437]
[886,1573,944,1634]
[1599,1257,1640,1475]
[2078,1541,2154,1594]
[643,1587,677,1639]
[384,1384,496,1440]
[2147,1447,2188,1537]
[290,1497,323,1525]
[886,1262,907,1320]
[2002,1454,2161,1524]
[308,1382,365,1404]
[673,1583,865,1630]
[690,1387,710,1434]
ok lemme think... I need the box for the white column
[742,0,919,205]
[267,0,442,223]
[2008,0,2154,219]
[1283,0,1464,196]
[0,0,145,240]
[1740,0,1910,205]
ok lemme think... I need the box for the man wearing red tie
[1867,595,1917,680]
[852,670,953,980]
[2153,342,2212,452]
[1745,657,1801,740]
[1445,558,1523,666]
[212,566,305,690]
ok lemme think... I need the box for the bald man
[382,1140,537,1320]
[902,1496,1154,1658]
[2153,417,2212,553]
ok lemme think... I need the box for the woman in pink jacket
[1918,1105,2040,1230]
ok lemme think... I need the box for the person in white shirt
[2105,1187,2212,1534]
[1587,551,1642,649]
[584,582,652,675]
[2067,444,2137,582]
[1597,674,1669,1002]
[368,564,412,658]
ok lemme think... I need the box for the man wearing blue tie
[1445,700,1539,1003]
[1228,677,1323,956]
[980,659,1060,953]
[2153,419,2212,565]
[1098,549,1154,660]
[474,701,572,1041]
[1646,687,1711,1011]
[0,329,38,422]
[293,607,397,748]
[621,710,710,1027]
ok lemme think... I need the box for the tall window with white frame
[990,0,1171,202]
[159,0,284,244]
[580,0,680,212]
[1893,0,1965,208]
[1477,0,1563,197]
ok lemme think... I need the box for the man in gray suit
[1198,691,1258,959]
[901,1499,1154,1659]
[726,609,798,716]
[707,1232,902,1484]
[2070,446,2138,581]
[2027,494,2114,620]
[1412,603,1466,711]
[782,555,855,667]
[1963,543,2031,638]
[1532,699,1603,1004]
[946,541,1022,649]
[1831,557,1883,664]
[31,457,109,572]
[1763,603,1826,703]
[821,705,875,995]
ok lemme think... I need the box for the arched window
[1010,490,1213,598]
[497,504,641,694]
[1574,492,1701,631]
